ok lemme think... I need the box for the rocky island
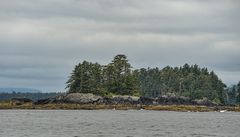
[1,54,239,112]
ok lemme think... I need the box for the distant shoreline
[0,102,239,112]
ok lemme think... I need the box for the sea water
[0,110,239,137]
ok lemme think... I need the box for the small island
[0,54,240,112]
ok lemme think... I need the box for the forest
[66,54,240,105]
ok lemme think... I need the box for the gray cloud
[0,0,240,91]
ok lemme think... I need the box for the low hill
[0,88,41,93]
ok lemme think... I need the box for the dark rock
[93,97,110,104]
[34,98,50,104]
[138,97,156,105]
[156,95,192,105]
[111,96,138,105]
[11,97,33,105]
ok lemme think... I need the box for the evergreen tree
[110,54,134,95]
[66,61,103,94]
[236,81,240,104]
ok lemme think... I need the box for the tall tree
[66,63,82,93]
[66,61,103,94]
[110,54,133,95]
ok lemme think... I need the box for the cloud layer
[0,0,239,91]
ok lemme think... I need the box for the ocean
[0,110,239,137]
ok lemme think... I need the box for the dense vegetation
[0,92,61,101]
[66,54,236,104]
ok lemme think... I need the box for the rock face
[35,93,217,106]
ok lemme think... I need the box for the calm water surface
[0,110,239,137]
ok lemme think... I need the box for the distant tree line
[0,92,61,101]
[66,54,238,104]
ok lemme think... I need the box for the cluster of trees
[66,55,137,96]
[66,54,228,104]
[225,82,240,104]
[136,64,226,103]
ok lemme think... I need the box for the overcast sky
[0,0,239,92]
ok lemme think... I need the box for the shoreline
[0,102,239,112]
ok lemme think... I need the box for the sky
[0,0,239,92]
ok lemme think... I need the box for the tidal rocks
[137,95,218,106]
[139,97,157,105]
[11,97,33,105]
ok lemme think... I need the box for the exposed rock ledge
[34,93,218,106]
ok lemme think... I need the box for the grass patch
[142,105,211,112]
[0,101,12,109]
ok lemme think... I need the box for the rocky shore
[34,93,218,106]
[0,93,239,112]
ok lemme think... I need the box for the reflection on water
[0,110,239,137]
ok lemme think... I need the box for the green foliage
[66,55,227,104]
[107,54,133,95]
